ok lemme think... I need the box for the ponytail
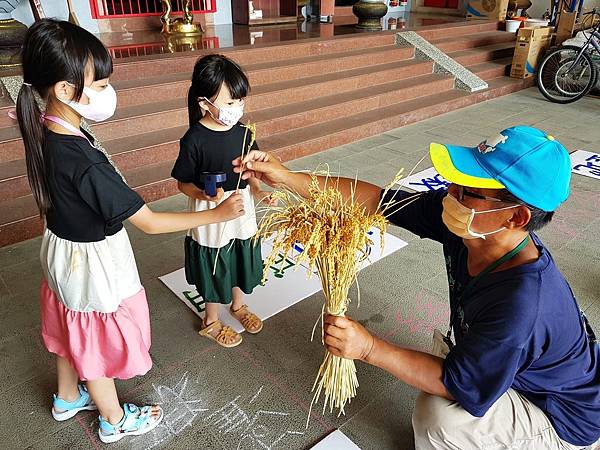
[187,84,202,126]
[16,83,50,216]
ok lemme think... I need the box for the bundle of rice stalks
[256,170,408,422]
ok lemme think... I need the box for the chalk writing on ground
[123,376,304,450]
[384,290,449,339]
[130,372,208,449]
[205,385,305,450]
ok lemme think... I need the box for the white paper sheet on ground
[159,229,407,333]
[399,167,450,192]
[311,430,361,449]
[570,150,600,181]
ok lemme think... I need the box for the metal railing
[89,0,216,19]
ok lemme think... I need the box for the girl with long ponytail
[17,19,245,443]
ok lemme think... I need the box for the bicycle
[536,9,600,103]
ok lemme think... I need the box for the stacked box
[510,26,554,79]
[467,0,509,21]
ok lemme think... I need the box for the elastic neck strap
[473,235,530,283]
[44,115,92,146]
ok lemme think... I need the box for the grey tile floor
[0,88,598,449]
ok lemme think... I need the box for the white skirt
[188,186,258,249]
[40,227,142,313]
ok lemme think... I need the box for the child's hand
[215,193,245,221]
[253,190,278,207]
[197,188,224,203]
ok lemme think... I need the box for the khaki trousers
[412,389,599,450]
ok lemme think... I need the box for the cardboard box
[467,0,509,21]
[556,11,577,45]
[510,26,554,79]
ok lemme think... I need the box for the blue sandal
[98,403,163,444]
[52,384,97,421]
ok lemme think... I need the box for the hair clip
[22,82,32,87]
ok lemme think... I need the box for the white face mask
[442,194,519,240]
[202,97,244,126]
[60,84,117,122]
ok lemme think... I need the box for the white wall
[213,0,233,25]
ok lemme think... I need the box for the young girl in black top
[17,20,244,444]
[172,55,273,348]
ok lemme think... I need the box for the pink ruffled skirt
[40,279,152,381]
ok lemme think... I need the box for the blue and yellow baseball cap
[430,126,571,212]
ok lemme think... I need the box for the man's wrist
[362,335,378,364]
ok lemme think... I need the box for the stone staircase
[0,20,529,247]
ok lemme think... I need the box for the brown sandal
[199,319,242,348]
[230,304,263,334]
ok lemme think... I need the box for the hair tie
[22,82,32,87]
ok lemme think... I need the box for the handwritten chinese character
[183,290,205,313]
[409,174,450,191]
[205,386,304,449]
[269,253,296,278]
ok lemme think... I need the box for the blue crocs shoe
[52,384,97,421]
[98,403,163,444]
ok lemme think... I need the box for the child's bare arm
[128,194,244,235]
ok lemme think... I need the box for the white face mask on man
[201,97,245,127]
[442,194,519,240]
[59,83,117,122]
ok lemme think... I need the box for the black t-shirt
[171,122,258,192]
[44,129,145,242]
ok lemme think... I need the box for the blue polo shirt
[382,188,600,446]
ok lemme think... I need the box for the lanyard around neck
[445,235,531,347]
[43,115,94,147]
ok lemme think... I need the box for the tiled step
[468,57,513,80]
[450,42,515,66]
[113,45,415,108]
[0,126,20,163]
[0,105,14,129]
[0,72,457,200]
[0,159,27,200]
[249,73,455,137]
[264,76,532,162]
[110,21,498,82]
[431,30,516,53]
[2,56,512,199]
[0,56,432,163]
[0,76,533,248]
[86,57,433,143]
[0,33,511,162]
[110,33,397,81]
[416,20,498,40]
[0,55,517,203]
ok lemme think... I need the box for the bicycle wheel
[536,45,597,104]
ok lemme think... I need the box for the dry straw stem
[212,123,257,275]
[256,167,411,425]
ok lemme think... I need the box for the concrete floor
[0,87,599,449]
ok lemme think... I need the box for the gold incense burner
[160,0,204,35]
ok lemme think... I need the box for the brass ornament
[160,0,204,35]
